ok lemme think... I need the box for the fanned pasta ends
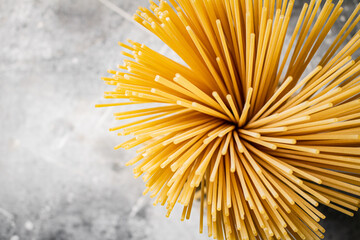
[97,0,360,239]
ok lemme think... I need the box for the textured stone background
[0,0,359,240]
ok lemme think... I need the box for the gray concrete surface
[0,0,359,240]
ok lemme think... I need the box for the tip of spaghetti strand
[326,103,333,108]
[315,178,323,184]
[107,69,116,74]
[101,77,111,81]
[315,65,323,71]
[114,144,122,150]
[170,165,177,172]
[126,39,134,45]
[142,188,149,196]
[270,145,277,150]
[203,138,211,145]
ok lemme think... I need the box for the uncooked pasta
[97,0,360,239]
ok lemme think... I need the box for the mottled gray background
[0,0,359,240]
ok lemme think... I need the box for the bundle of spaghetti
[98,0,360,239]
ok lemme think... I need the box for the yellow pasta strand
[98,0,360,239]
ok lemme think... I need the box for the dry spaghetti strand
[99,0,360,239]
